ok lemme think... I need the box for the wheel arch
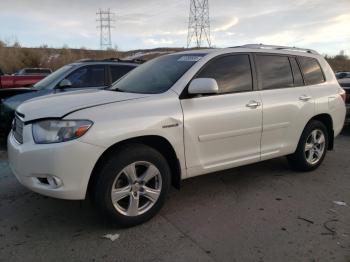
[87,135,182,197]
[306,113,334,150]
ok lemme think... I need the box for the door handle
[246,100,261,108]
[299,95,311,102]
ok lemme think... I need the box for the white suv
[8,45,346,227]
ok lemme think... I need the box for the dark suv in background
[336,71,350,80]
[338,78,350,124]
[0,59,140,142]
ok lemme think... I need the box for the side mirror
[58,79,72,89]
[188,78,219,95]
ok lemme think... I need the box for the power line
[96,8,115,50]
[187,0,211,48]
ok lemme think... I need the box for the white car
[8,45,346,227]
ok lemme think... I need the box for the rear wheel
[93,144,171,227]
[287,120,328,171]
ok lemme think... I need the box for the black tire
[287,120,329,172]
[93,144,171,227]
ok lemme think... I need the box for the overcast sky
[0,0,349,55]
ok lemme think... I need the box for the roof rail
[233,44,319,55]
[103,58,146,64]
[75,58,93,62]
[74,58,145,64]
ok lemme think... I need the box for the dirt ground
[0,128,349,262]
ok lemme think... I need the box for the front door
[181,54,263,177]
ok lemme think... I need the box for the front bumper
[7,125,105,200]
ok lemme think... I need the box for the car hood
[2,89,51,110]
[17,89,149,122]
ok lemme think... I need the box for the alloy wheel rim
[111,161,162,216]
[304,129,326,165]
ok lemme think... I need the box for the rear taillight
[340,89,346,103]
[340,93,346,103]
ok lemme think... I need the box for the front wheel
[93,144,171,227]
[287,120,329,171]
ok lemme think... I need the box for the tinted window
[196,54,252,93]
[298,57,325,85]
[289,57,304,86]
[112,54,205,94]
[256,55,293,90]
[34,65,74,89]
[110,65,135,83]
[66,65,105,88]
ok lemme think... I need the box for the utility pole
[96,8,115,50]
[187,0,211,48]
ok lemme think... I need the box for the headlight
[32,120,93,144]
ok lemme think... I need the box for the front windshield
[111,53,206,94]
[33,65,74,89]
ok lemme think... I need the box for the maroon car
[0,68,50,88]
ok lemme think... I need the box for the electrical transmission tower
[96,8,115,50]
[186,0,211,48]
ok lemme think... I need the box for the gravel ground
[0,128,349,262]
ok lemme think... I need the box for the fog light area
[35,176,63,188]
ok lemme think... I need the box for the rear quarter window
[298,57,325,85]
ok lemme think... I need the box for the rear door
[255,54,314,160]
[181,54,263,177]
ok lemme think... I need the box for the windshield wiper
[113,88,126,93]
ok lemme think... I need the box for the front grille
[12,115,24,144]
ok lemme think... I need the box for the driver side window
[66,65,106,88]
[196,54,253,94]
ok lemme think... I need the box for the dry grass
[0,43,123,74]
[326,56,350,72]
[0,41,349,74]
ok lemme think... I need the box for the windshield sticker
[178,56,203,62]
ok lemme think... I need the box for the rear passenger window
[196,54,252,94]
[289,57,304,86]
[256,55,293,90]
[298,57,325,85]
